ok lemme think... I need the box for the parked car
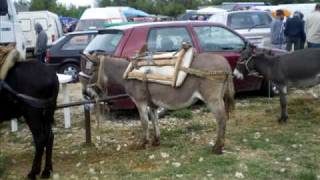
[75,7,127,31]
[18,11,64,55]
[208,10,273,48]
[45,30,97,79]
[80,21,281,110]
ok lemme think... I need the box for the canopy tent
[123,8,150,17]
[197,7,227,14]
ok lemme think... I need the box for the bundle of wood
[123,43,194,87]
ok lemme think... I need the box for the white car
[208,10,273,48]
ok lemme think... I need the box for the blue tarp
[123,8,150,18]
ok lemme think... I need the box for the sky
[14,0,95,7]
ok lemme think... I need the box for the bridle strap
[238,55,255,74]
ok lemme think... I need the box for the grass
[1,87,320,179]
[169,109,193,119]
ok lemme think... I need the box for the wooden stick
[136,59,176,67]
[56,94,128,109]
[128,71,173,81]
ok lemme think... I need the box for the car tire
[59,63,80,81]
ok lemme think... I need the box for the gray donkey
[86,53,234,154]
[234,44,320,123]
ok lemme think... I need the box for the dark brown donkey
[86,53,234,154]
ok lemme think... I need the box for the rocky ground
[1,83,320,179]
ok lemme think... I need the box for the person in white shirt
[305,4,320,48]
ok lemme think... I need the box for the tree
[30,0,57,12]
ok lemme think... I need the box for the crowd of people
[271,3,320,51]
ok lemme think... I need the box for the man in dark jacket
[284,11,305,51]
[34,23,48,63]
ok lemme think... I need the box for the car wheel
[59,63,80,81]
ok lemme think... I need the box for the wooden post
[84,104,92,145]
[62,83,71,128]
[11,119,18,132]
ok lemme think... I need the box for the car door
[192,25,262,92]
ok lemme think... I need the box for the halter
[238,55,254,73]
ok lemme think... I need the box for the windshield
[76,20,110,31]
[52,35,65,45]
[84,30,123,54]
[228,12,272,30]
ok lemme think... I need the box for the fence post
[11,119,18,132]
[84,104,92,145]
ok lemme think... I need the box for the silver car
[208,10,273,48]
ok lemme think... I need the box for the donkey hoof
[40,169,52,179]
[27,172,36,180]
[278,117,288,124]
[212,145,223,155]
[152,139,160,146]
[140,139,150,149]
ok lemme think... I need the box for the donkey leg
[26,123,46,179]
[278,86,288,123]
[207,100,227,154]
[150,108,160,146]
[41,127,54,179]
[136,103,150,148]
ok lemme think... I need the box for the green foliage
[26,0,87,18]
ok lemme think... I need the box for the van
[75,7,127,31]
[208,10,273,48]
[17,11,64,55]
[0,0,26,59]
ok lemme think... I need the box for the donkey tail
[224,74,235,117]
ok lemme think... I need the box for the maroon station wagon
[81,21,271,110]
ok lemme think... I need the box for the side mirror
[0,0,8,15]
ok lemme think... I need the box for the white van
[75,7,127,31]
[18,11,63,55]
[0,0,26,59]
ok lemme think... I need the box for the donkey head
[233,43,257,80]
[80,53,105,99]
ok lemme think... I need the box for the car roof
[105,21,223,31]
[218,10,270,15]
[65,30,98,36]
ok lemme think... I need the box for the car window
[227,12,272,30]
[194,26,245,52]
[147,27,193,52]
[62,34,96,50]
[84,31,123,54]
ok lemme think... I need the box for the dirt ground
[1,83,320,179]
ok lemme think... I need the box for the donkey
[85,53,234,154]
[233,44,320,123]
[0,52,59,179]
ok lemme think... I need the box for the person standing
[305,4,320,48]
[270,9,286,49]
[284,11,305,51]
[34,23,48,63]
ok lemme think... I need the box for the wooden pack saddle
[0,45,21,80]
[123,43,194,87]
